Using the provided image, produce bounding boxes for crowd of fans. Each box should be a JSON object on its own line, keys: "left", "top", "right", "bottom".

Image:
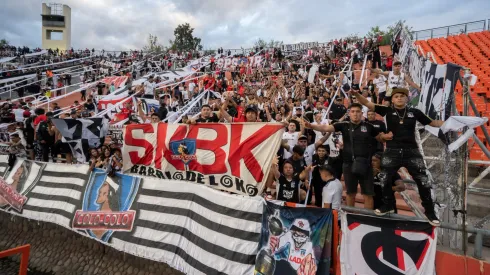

{"left": 0, "top": 35, "right": 443, "bottom": 225}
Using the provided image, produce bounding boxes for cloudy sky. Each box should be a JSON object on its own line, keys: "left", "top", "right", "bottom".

{"left": 1, "top": 0, "right": 489, "bottom": 50}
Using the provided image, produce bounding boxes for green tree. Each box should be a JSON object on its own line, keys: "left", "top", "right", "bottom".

{"left": 268, "top": 39, "right": 283, "bottom": 48}
{"left": 0, "top": 39, "right": 9, "bottom": 48}
{"left": 254, "top": 38, "right": 268, "bottom": 49}
{"left": 367, "top": 26, "right": 384, "bottom": 39}
{"left": 366, "top": 21, "right": 413, "bottom": 46}
{"left": 169, "top": 23, "right": 202, "bottom": 51}
{"left": 142, "top": 34, "right": 165, "bottom": 53}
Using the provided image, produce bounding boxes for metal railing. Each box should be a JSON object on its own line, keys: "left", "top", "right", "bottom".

{"left": 412, "top": 19, "right": 490, "bottom": 41}
{"left": 0, "top": 244, "right": 30, "bottom": 275}
{"left": 342, "top": 206, "right": 490, "bottom": 259}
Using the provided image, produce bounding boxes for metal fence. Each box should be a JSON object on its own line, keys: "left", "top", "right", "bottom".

{"left": 412, "top": 19, "right": 490, "bottom": 41}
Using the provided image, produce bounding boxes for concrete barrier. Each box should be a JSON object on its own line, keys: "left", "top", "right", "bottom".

{"left": 0, "top": 211, "right": 182, "bottom": 275}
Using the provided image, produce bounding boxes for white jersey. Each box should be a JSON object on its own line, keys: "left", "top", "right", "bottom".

{"left": 373, "top": 75, "right": 387, "bottom": 93}
{"left": 387, "top": 71, "right": 407, "bottom": 89}
{"left": 327, "top": 132, "right": 342, "bottom": 158}
{"left": 277, "top": 231, "right": 315, "bottom": 271}
{"left": 282, "top": 132, "right": 299, "bottom": 159}
{"left": 144, "top": 81, "right": 156, "bottom": 96}
{"left": 322, "top": 178, "right": 343, "bottom": 210}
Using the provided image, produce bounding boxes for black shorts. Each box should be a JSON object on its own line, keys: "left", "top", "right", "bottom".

{"left": 60, "top": 142, "right": 71, "bottom": 154}
{"left": 378, "top": 92, "right": 386, "bottom": 103}
{"left": 342, "top": 162, "right": 374, "bottom": 196}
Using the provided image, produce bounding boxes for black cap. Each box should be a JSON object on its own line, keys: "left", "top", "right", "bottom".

{"left": 129, "top": 116, "right": 140, "bottom": 123}
{"left": 245, "top": 104, "right": 258, "bottom": 113}
{"left": 298, "top": 135, "right": 307, "bottom": 141}
{"left": 81, "top": 111, "right": 90, "bottom": 117}
{"left": 70, "top": 110, "right": 77, "bottom": 115}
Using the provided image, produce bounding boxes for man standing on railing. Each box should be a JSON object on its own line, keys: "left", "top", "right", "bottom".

{"left": 352, "top": 88, "right": 443, "bottom": 226}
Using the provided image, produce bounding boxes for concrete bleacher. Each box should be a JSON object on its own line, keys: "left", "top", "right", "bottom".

{"left": 416, "top": 31, "right": 490, "bottom": 162}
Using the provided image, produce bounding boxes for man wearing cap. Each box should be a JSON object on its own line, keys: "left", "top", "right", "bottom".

{"left": 220, "top": 96, "right": 259, "bottom": 122}
{"left": 371, "top": 61, "right": 420, "bottom": 100}
{"left": 352, "top": 87, "right": 444, "bottom": 226}
{"left": 328, "top": 96, "right": 347, "bottom": 121}
{"left": 296, "top": 132, "right": 330, "bottom": 166}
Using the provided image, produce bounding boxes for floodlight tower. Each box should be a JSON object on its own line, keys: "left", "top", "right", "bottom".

{"left": 41, "top": 3, "right": 71, "bottom": 50}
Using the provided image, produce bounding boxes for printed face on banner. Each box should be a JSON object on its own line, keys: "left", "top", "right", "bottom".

{"left": 170, "top": 138, "right": 197, "bottom": 165}
{"left": 123, "top": 123, "right": 284, "bottom": 196}
{"left": 0, "top": 160, "right": 45, "bottom": 212}
{"left": 255, "top": 202, "right": 332, "bottom": 275}
{"left": 72, "top": 169, "right": 140, "bottom": 242}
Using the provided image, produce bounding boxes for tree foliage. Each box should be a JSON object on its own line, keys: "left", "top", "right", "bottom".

{"left": 254, "top": 38, "right": 267, "bottom": 49}
{"left": 367, "top": 26, "right": 384, "bottom": 39}
{"left": 0, "top": 39, "right": 9, "bottom": 48}
{"left": 142, "top": 34, "right": 165, "bottom": 53}
{"left": 254, "top": 38, "right": 283, "bottom": 49}
{"left": 366, "top": 20, "right": 413, "bottom": 46}
{"left": 169, "top": 23, "right": 202, "bottom": 52}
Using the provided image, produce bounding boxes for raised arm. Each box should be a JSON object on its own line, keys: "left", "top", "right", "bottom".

{"left": 405, "top": 74, "right": 421, "bottom": 91}
{"left": 220, "top": 98, "right": 233, "bottom": 122}
{"left": 314, "top": 132, "right": 331, "bottom": 149}
{"left": 304, "top": 121, "right": 336, "bottom": 133}
{"left": 371, "top": 68, "right": 389, "bottom": 77}
{"left": 351, "top": 90, "right": 375, "bottom": 111}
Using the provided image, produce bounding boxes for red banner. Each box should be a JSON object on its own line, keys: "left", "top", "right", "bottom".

{"left": 123, "top": 123, "right": 285, "bottom": 196}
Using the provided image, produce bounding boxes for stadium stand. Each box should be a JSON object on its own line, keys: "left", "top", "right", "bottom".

{"left": 416, "top": 31, "right": 490, "bottom": 161}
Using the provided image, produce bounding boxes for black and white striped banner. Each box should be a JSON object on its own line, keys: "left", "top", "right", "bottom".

{"left": 113, "top": 178, "right": 263, "bottom": 275}
{"left": 0, "top": 157, "right": 263, "bottom": 275}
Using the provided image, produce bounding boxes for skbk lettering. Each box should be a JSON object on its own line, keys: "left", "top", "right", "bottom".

{"left": 124, "top": 123, "right": 283, "bottom": 182}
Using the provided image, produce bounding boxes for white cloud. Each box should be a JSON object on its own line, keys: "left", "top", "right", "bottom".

{"left": 0, "top": 0, "right": 489, "bottom": 50}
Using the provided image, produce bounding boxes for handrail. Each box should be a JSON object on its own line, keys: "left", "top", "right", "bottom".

{"left": 0, "top": 244, "right": 30, "bottom": 275}
{"left": 412, "top": 19, "right": 487, "bottom": 34}
{"left": 412, "top": 19, "right": 488, "bottom": 40}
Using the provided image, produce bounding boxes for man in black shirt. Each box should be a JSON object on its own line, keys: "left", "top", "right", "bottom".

{"left": 157, "top": 98, "right": 168, "bottom": 121}
{"left": 328, "top": 96, "right": 347, "bottom": 121}
{"left": 353, "top": 87, "right": 444, "bottom": 226}
{"left": 84, "top": 98, "right": 97, "bottom": 112}
{"left": 306, "top": 103, "right": 381, "bottom": 209}
{"left": 190, "top": 104, "right": 219, "bottom": 123}
{"left": 367, "top": 110, "right": 386, "bottom": 155}
{"left": 269, "top": 159, "right": 310, "bottom": 203}
{"left": 311, "top": 145, "right": 329, "bottom": 207}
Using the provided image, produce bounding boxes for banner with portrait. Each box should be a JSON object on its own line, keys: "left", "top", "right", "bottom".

{"left": 255, "top": 202, "right": 333, "bottom": 275}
